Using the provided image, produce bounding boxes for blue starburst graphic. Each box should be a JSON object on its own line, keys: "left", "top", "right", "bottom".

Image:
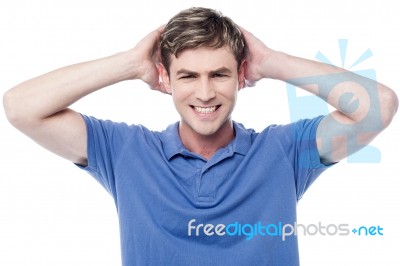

{"left": 315, "top": 39, "right": 373, "bottom": 70}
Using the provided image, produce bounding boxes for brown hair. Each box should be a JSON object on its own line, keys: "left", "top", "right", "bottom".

{"left": 160, "top": 7, "right": 245, "bottom": 73}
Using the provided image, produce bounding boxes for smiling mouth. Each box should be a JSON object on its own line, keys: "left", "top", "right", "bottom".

{"left": 191, "top": 105, "right": 221, "bottom": 114}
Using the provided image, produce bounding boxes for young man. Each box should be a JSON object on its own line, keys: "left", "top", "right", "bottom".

{"left": 3, "top": 7, "right": 398, "bottom": 266}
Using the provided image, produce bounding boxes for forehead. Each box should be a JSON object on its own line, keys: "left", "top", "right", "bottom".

{"left": 169, "top": 46, "right": 238, "bottom": 74}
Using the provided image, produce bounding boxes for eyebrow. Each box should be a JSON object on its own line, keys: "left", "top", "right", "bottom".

{"left": 176, "top": 67, "right": 233, "bottom": 76}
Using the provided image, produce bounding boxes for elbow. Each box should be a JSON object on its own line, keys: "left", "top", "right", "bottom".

{"left": 3, "top": 89, "right": 19, "bottom": 126}
{"left": 3, "top": 89, "right": 30, "bottom": 129}
{"left": 379, "top": 86, "right": 398, "bottom": 129}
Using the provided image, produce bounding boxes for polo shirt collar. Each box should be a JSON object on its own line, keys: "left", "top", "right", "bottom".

{"left": 161, "top": 121, "right": 252, "bottom": 160}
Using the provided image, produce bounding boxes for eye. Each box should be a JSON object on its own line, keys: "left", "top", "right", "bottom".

{"left": 180, "top": 75, "right": 195, "bottom": 79}
{"left": 212, "top": 73, "right": 227, "bottom": 78}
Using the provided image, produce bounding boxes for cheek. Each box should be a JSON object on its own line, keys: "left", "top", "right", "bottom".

{"left": 171, "top": 86, "right": 192, "bottom": 104}
{"left": 218, "top": 82, "right": 239, "bottom": 99}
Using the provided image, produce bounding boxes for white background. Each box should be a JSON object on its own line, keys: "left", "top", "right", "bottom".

{"left": 1, "top": 0, "right": 399, "bottom": 265}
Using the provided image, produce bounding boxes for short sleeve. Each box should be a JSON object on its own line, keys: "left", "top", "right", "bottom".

{"left": 75, "top": 115, "right": 134, "bottom": 196}
{"left": 276, "top": 116, "right": 333, "bottom": 200}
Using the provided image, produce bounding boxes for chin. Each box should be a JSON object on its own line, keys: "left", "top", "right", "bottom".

{"left": 181, "top": 120, "right": 219, "bottom": 136}
{"left": 193, "top": 126, "right": 220, "bottom": 136}
{"left": 194, "top": 119, "right": 232, "bottom": 136}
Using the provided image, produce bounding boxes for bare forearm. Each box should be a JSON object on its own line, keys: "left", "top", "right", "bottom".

{"left": 265, "top": 51, "right": 398, "bottom": 125}
{"left": 3, "top": 50, "right": 134, "bottom": 125}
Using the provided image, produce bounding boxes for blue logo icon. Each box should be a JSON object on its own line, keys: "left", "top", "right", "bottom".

{"left": 286, "top": 39, "right": 381, "bottom": 163}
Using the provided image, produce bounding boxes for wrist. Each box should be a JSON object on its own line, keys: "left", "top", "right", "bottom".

{"left": 113, "top": 49, "right": 140, "bottom": 81}
{"left": 261, "top": 50, "right": 288, "bottom": 80}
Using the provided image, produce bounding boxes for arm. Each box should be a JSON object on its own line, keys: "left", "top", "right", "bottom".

{"left": 241, "top": 27, "right": 398, "bottom": 164}
{"left": 3, "top": 26, "right": 166, "bottom": 166}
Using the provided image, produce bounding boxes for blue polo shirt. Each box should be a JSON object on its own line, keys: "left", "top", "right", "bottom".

{"left": 78, "top": 115, "right": 329, "bottom": 266}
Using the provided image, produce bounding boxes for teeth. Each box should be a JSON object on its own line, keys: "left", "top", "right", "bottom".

{"left": 194, "top": 106, "right": 217, "bottom": 114}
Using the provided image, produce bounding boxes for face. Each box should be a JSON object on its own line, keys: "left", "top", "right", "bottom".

{"left": 160, "top": 46, "right": 245, "bottom": 138}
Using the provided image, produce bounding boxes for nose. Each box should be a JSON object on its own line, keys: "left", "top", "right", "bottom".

{"left": 195, "top": 78, "right": 216, "bottom": 102}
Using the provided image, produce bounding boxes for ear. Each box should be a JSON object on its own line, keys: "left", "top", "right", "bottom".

{"left": 238, "top": 60, "right": 247, "bottom": 90}
{"left": 158, "top": 63, "right": 172, "bottom": 94}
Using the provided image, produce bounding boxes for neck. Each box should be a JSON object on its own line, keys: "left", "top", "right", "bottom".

{"left": 179, "top": 121, "right": 235, "bottom": 160}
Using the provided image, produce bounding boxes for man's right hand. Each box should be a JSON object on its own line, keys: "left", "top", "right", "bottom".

{"left": 129, "top": 25, "right": 168, "bottom": 93}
